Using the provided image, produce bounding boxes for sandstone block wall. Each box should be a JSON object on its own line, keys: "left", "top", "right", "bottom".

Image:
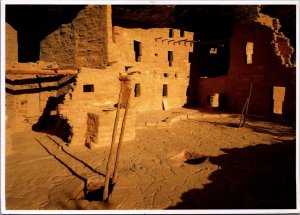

{"left": 197, "top": 14, "right": 296, "bottom": 117}
{"left": 5, "top": 74, "right": 58, "bottom": 131}
{"left": 6, "top": 23, "right": 18, "bottom": 67}
{"left": 5, "top": 62, "right": 77, "bottom": 132}
{"left": 40, "top": 5, "right": 109, "bottom": 69}
{"left": 58, "top": 67, "right": 136, "bottom": 147}
{"left": 109, "top": 26, "right": 194, "bottom": 112}
{"left": 7, "top": 5, "right": 195, "bottom": 149}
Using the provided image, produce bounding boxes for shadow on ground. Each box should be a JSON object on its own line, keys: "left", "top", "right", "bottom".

{"left": 32, "top": 96, "right": 73, "bottom": 143}
{"left": 167, "top": 139, "right": 296, "bottom": 209}
{"left": 190, "top": 118, "right": 295, "bottom": 137}
{"left": 34, "top": 138, "right": 115, "bottom": 208}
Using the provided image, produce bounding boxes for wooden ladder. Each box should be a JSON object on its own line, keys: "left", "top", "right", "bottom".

{"left": 103, "top": 80, "right": 132, "bottom": 202}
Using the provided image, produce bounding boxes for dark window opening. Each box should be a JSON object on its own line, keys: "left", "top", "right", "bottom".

{"left": 169, "top": 29, "right": 174, "bottom": 38}
{"left": 155, "top": 53, "right": 158, "bottom": 57}
{"left": 168, "top": 51, "right": 173, "bottom": 61}
{"left": 83, "top": 84, "right": 94, "bottom": 92}
{"left": 199, "top": 41, "right": 231, "bottom": 78}
{"left": 134, "top": 83, "right": 141, "bottom": 97}
{"left": 175, "top": 74, "right": 177, "bottom": 78}
{"left": 180, "top": 29, "right": 185, "bottom": 37}
{"left": 168, "top": 51, "right": 173, "bottom": 67}
{"left": 163, "top": 84, "right": 168, "bottom": 97}
{"left": 164, "top": 73, "right": 169, "bottom": 78}
{"left": 134, "top": 40, "right": 141, "bottom": 62}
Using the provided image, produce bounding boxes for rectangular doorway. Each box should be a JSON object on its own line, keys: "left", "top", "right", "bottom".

{"left": 273, "top": 86, "right": 286, "bottom": 114}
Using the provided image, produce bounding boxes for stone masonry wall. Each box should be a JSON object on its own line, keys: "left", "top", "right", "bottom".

{"left": 109, "top": 26, "right": 194, "bottom": 112}
{"left": 5, "top": 74, "right": 58, "bottom": 132}
{"left": 40, "top": 5, "right": 109, "bottom": 69}
{"left": 5, "top": 62, "right": 77, "bottom": 132}
{"left": 13, "top": 5, "right": 194, "bottom": 148}
{"left": 198, "top": 13, "right": 296, "bottom": 117}
{"left": 6, "top": 23, "right": 18, "bottom": 66}
{"left": 58, "top": 67, "right": 136, "bottom": 147}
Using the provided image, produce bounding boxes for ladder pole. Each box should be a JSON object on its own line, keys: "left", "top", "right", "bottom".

{"left": 239, "top": 83, "right": 253, "bottom": 128}
{"left": 103, "top": 84, "right": 123, "bottom": 201}
{"left": 112, "top": 88, "right": 132, "bottom": 184}
{"left": 245, "top": 83, "right": 253, "bottom": 116}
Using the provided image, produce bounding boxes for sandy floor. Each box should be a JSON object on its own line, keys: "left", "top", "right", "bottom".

{"left": 5, "top": 109, "right": 296, "bottom": 210}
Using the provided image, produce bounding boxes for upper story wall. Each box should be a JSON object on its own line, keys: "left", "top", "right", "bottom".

{"left": 40, "top": 5, "right": 109, "bottom": 69}
{"left": 109, "top": 26, "right": 194, "bottom": 75}
{"left": 6, "top": 23, "right": 18, "bottom": 67}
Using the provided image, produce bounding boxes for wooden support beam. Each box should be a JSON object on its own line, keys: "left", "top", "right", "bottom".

{"left": 6, "top": 68, "right": 78, "bottom": 75}
{"left": 154, "top": 37, "right": 163, "bottom": 42}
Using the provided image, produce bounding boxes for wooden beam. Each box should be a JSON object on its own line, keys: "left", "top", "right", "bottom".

{"left": 6, "top": 68, "right": 78, "bottom": 75}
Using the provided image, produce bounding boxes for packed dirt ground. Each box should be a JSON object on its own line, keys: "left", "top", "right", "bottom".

{"left": 5, "top": 109, "right": 296, "bottom": 210}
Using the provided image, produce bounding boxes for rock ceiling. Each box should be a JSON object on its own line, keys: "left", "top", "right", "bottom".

{"left": 5, "top": 5, "right": 296, "bottom": 49}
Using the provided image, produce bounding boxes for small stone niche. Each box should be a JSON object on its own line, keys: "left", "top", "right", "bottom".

{"left": 134, "top": 83, "right": 141, "bottom": 97}
{"left": 168, "top": 51, "right": 173, "bottom": 67}
{"left": 163, "top": 84, "right": 168, "bottom": 97}
{"left": 83, "top": 84, "right": 94, "bottom": 92}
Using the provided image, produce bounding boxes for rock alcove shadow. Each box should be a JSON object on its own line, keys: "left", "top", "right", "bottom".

{"left": 167, "top": 139, "right": 296, "bottom": 209}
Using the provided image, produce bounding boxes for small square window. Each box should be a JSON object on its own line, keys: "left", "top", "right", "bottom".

{"left": 164, "top": 73, "right": 169, "bottom": 78}
{"left": 83, "top": 84, "right": 94, "bottom": 92}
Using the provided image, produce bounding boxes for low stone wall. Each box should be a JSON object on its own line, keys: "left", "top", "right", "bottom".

{"left": 58, "top": 67, "right": 136, "bottom": 147}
